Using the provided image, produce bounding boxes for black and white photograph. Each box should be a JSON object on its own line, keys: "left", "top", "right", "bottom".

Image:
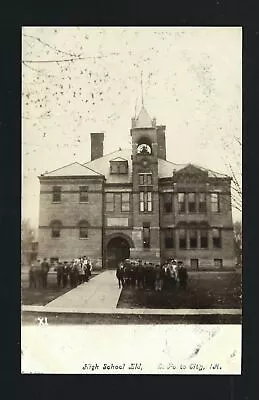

{"left": 21, "top": 26, "right": 242, "bottom": 374}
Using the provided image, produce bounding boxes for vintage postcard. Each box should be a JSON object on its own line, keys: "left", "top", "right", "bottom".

{"left": 21, "top": 26, "right": 242, "bottom": 374}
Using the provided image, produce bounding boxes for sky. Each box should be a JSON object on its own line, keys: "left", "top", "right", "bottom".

{"left": 22, "top": 27, "right": 242, "bottom": 231}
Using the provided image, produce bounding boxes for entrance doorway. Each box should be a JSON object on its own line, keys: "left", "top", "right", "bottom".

{"left": 106, "top": 237, "right": 130, "bottom": 269}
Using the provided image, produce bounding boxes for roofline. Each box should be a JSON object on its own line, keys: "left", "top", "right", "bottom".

{"left": 40, "top": 161, "right": 80, "bottom": 176}
{"left": 38, "top": 175, "right": 105, "bottom": 180}
{"left": 83, "top": 148, "right": 131, "bottom": 165}
{"left": 40, "top": 161, "right": 103, "bottom": 178}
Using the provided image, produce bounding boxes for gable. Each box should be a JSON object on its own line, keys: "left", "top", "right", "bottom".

{"left": 42, "top": 162, "right": 102, "bottom": 177}
{"left": 175, "top": 164, "right": 207, "bottom": 175}
{"left": 110, "top": 157, "right": 128, "bottom": 162}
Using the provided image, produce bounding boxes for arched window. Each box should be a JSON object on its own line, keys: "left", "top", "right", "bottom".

{"left": 137, "top": 137, "right": 152, "bottom": 155}
{"left": 50, "top": 220, "right": 62, "bottom": 238}
{"left": 78, "top": 220, "right": 89, "bottom": 239}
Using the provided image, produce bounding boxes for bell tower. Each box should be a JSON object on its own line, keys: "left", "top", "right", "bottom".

{"left": 130, "top": 105, "right": 161, "bottom": 262}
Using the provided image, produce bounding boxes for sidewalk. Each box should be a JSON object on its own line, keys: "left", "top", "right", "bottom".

{"left": 45, "top": 270, "right": 121, "bottom": 309}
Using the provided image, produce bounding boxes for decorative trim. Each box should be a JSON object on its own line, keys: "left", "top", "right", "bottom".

{"left": 105, "top": 232, "right": 135, "bottom": 248}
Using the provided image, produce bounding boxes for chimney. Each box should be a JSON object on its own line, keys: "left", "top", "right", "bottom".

{"left": 90, "top": 132, "right": 104, "bottom": 161}
{"left": 156, "top": 125, "right": 166, "bottom": 160}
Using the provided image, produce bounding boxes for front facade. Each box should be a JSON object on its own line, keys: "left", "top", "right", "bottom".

{"left": 38, "top": 106, "right": 235, "bottom": 269}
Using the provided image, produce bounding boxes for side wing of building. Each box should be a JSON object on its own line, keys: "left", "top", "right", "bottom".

{"left": 38, "top": 165, "right": 105, "bottom": 266}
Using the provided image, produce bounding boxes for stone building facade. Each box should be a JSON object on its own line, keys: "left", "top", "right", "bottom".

{"left": 38, "top": 106, "right": 235, "bottom": 269}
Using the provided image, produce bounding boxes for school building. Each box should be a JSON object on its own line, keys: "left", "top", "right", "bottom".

{"left": 38, "top": 105, "right": 235, "bottom": 269}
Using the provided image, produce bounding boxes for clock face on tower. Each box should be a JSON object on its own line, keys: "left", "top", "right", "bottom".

{"left": 137, "top": 143, "right": 152, "bottom": 155}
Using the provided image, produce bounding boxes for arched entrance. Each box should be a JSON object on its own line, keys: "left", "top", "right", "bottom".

{"left": 106, "top": 237, "right": 130, "bottom": 269}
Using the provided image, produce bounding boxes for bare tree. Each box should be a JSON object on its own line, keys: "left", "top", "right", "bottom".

{"left": 233, "top": 220, "right": 242, "bottom": 266}
{"left": 21, "top": 219, "right": 37, "bottom": 266}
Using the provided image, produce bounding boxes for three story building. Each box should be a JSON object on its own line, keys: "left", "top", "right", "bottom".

{"left": 38, "top": 106, "right": 235, "bottom": 269}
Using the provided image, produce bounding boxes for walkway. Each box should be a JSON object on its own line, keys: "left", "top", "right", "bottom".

{"left": 45, "top": 270, "right": 121, "bottom": 309}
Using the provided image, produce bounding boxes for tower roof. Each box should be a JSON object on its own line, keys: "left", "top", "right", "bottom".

{"left": 135, "top": 106, "right": 153, "bottom": 128}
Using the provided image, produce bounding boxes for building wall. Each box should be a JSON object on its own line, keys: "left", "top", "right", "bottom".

{"left": 38, "top": 227, "right": 102, "bottom": 262}
{"left": 38, "top": 177, "right": 103, "bottom": 265}
{"left": 158, "top": 176, "right": 235, "bottom": 268}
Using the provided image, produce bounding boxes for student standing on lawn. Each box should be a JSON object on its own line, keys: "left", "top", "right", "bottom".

{"left": 155, "top": 264, "right": 163, "bottom": 292}
{"left": 56, "top": 262, "right": 64, "bottom": 288}
{"left": 163, "top": 262, "right": 171, "bottom": 291}
{"left": 29, "top": 264, "right": 36, "bottom": 289}
{"left": 62, "top": 262, "right": 69, "bottom": 288}
{"left": 136, "top": 260, "right": 145, "bottom": 289}
{"left": 178, "top": 261, "right": 188, "bottom": 289}
{"left": 85, "top": 257, "right": 92, "bottom": 282}
{"left": 41, "top": 258, "right": 50, "bottom": 289}
{"left": 116, "top": 261, "right": 125, "bottom": 289}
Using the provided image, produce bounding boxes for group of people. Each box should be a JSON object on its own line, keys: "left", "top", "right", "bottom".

{"left": 116, "top": 258, "right": 188, "bottom": 291}
{"left": 28, "top": 258, "right": 50, "bottom": 289}
{"left": 28, "top": 256, "right": 93, "bottom": 289}
{"left": 55, "top": 257, "right": 93, "bottom": 289}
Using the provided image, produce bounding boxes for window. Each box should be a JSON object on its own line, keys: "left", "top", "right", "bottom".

{"left": 121, "top": 193, "right": 130, "bottom": 212}
{"left": 52, "top": 186, "right": 61, "bottom": 202}
{"left": 110, "top": 161, "right": 128, "bottom": 174}
{"left": 78, "top": 220, "right": 89, "bottom": 239}
{"left": 139, "top": 191, "right": 152, "bottom": 212}
{"left": 79, "top": 186, "right": 88, "bottom": 202}
{"left": 164, "top": 229, "right": 174, "bottom": 248}
{"left": 50, "top": 220, "right": 62, "bottom": 238}
{"left": 179, "top": 229, "right": 187, "bottom": 249}
{"left": 190, "top": 259, "right": 199, "bottom": 270}
{"left": 139, "top": 174, "right": 144, "bottom": 185}
{"left": 212, "top": 228, "right": 221, "bottom": 248}
{"left": 147, "top": 192, "right": 152, "bottom": 211}
{"left": 106, "top": 193, "right": 114, "bottom": 212}
{"left": 110, "top": 162, "right": 119, "bottom": 174}
{"left": 200, "top": 229, "right": 208, "bottom": 248}
{"left": 199, "top": 193, "right": 207, "bottom": 212}
{"left": 146, "top": 174, "right": 152, "bottom": 185}
{"left": 143, "top": 223, "right": 150, "bottom": 248}
{"left": 188, "top": 193, "right": 196, "bottom": 213}
{"left": 178, "top": 193, "right": 186, "bottom": 213}
{"left": 163, "top": 193, "right": 173, "bottom": 213}
{"left": 214, "top": 258, "right": 223, "bottom": 268}
{"left": 139, "top": 173, "right": 152, "bottom": 186}
{"left": 189, "top": 229, "right": 198, "bottom": 248}
{"left": 211, "top": 193, "right": 220, "bottom": 213}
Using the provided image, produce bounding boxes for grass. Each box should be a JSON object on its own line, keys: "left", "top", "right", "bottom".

{"left": 21, "top": 270, "right": 99, "bottom": 306}
{"left": 117, "top": 271, "right": 242, "bottom": 309}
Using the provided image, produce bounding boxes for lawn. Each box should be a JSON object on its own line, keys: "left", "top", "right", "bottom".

{"left": 117, "top": 271, "right": 242, "bottom": 309}
{"left": 21, "top": 269, "right": 99, "bottom": 306}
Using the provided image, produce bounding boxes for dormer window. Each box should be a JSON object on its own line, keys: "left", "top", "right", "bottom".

{"left": 110, "top": 158, "right": 128, "bottom": 174}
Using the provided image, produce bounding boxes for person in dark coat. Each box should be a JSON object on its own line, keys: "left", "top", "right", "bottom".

{"left": 130, "top": 263, "right": 137, "bottom": 288}
{"left": 163, "top": 263, "right": 171, "bottom": 291}
{"left": 116, "top": 262, "right": 124, "bottom": 288}
{"left": 62, "top": 262, "right": 69, "bottom": 288}
{"left": 29, "top": 264, "right": 36, "bottom": 289}
{"left": 69, "top": 262, "right": 78, "bottom": 288}
{"left": 84, "top": 259, "right": 92, "bottom": 282}
{"left": 178, "top": 262, "right": 188, "bottom": 289}
{"left": 136, "top": 260, "right": 145, "bottom": 289}
{"left": 56, "top": 262, "right": 64, "bottom": 288}
{"left": 41, "top": 258, "right": 50, "bottom": 289}
{"left": 124, "top": 259, "right": 131, "bottom": 287}
{"left": 155, "top": 265, "right": 163, "bottom": 292}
